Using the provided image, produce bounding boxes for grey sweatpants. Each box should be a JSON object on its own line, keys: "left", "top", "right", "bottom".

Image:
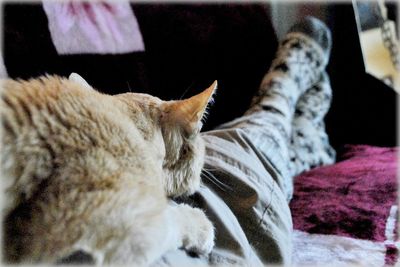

{"left": 155, "top": 124, "right": 293, "bottom": 267}
{"left": 156, "top": 113, "right": 294, "bottom": 266}
{"left": 200, "top": 127, "right": 294, "bottom": 266}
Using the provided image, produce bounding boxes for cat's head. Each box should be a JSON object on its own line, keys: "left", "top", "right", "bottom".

{"left": 70, "top": 73, "right": 216, "bottom": 198}
{"left": 158, "top": 82, "right": 216, "bottom": 197}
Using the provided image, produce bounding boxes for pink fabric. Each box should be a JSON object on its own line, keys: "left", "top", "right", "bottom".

{"left": 386, "top": 244, "right": 398, "bottom": 265}
{"left": 290, "top": 145, "right": 398, "bottom": 241}
{"left": 43, "top": 1, "right": 144, "bottom": 54}
{"left": 290, "top": 145, "right": 399, "bottom": 265}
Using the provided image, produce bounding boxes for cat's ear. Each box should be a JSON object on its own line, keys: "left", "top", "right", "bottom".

{"left": 164, "top": 81, "right": 217, "bottom": 137}
{"left": 69, "top": 73, "right": 93, "bottom": 90}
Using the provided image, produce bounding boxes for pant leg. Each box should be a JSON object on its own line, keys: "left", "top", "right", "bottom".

{"left": 195, "top": 73, "right": 302, "bottom": 264}
{"left": 195, "top": 33, "right": 330, "bottom": 264}
{"left": 199, "top": 129, "right": 294, "bottom": 265}
{"left": 156, "top": 130, "right": 291, "bottom": 266}
{"left": 214, "top": 74, "right": 299, "bottom": 200}
{"left": 188, "top": 51, "right": 310, "bottom": 266}
{"left": 210, "top": 32, "right": 329, "bottom": 200}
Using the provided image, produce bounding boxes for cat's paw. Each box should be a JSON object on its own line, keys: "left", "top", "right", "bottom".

{"left": 180, "top": 206, "right": 215, "bottom": 256}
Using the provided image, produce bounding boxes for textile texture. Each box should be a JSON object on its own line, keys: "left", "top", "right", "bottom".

{"left": 290, "top": 145, "right": 399, "bottom": 266}
{"left": 1, "top": 3, "right": 398, "bottom": 266}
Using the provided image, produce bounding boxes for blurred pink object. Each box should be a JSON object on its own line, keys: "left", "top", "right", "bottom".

{"left": 43, "top": 1, "right": 145, "bottom": 54}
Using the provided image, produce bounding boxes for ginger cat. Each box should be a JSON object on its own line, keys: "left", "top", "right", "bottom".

{"left": 1, "top": 73, "right": 216, "bottom": 265}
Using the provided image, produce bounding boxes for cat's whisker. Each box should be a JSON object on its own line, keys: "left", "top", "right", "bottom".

{"left": 202, "top": 173, "right": 227, "bottom": 192}
{"left": 126, "top": 81, "right": 133, "bottom": 92}
{"left": 204, "top": 170, "right": 233, "bottom": 191}
{"left": 203, "top": 166, "right": 219, "bottom": 172}
{"left": 201, "top": 169, "right": 233, "bottom": 192}
{"left": 179, "top": 81, "right": 196, "bottom": 100}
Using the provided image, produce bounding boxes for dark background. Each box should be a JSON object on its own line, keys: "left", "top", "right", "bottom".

{"left": 2, "top": 3, "right": 397, "bottom": 151}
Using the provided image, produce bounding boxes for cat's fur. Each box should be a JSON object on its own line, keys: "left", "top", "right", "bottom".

{"left": 1, "top": 74, "right": 216, "bottom": 265}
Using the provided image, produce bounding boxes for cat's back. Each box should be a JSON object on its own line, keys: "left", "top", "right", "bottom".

{"left": 1, "top": 76, "right": 166, "bottom": 262}
{"left": 1, "top": 75, "right": 162, "bottom": 201}
{"left": 1, "top": 75, "right": 156, "bottom": 177}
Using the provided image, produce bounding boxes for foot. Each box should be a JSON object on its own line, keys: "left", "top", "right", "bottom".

{"left": 289, "top": 72, "right": 336, "bottom": 176}
{"left": 288, "top": 16, "right": 332, "bottom": 57}
{"left": 249, "top": 17, "right": 333, "bottom": 117}
{"left": 295, "top": 72, "right": 332, "bottom": 125}
{"left": 269, "top": 16, "right": 333, "bottom": 95}
{"left": 287, "top": 18, "right": 335, "bottom": 176}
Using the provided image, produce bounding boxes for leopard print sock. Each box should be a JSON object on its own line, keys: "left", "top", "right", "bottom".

{"left": 249, "top": 32, "right": 330, "bottom": 116}
{"left": 289, "top": 72, "right": 336, "bottom": 177}
{"left": 237, "top": 31, "right": 330, "bottom": 200}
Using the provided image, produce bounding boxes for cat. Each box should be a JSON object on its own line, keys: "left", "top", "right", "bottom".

{"left": 1, "top": 73, "right": 216, "bottom": 265}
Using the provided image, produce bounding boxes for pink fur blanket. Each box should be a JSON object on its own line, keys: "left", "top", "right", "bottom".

{"left": 290, "top": 145, "right": 398, "bottom": 266}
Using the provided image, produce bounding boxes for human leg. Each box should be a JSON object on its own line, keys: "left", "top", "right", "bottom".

{"left": 169, "top": 17, "right": 335, "bottom": 266}
{"left": 215, "top": 17, "right": 331, "bottom": 200}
